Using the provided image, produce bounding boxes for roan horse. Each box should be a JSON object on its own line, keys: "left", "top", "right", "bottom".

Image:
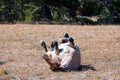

{"left": 41, "top": 33, "right": 81, "bottom": 71}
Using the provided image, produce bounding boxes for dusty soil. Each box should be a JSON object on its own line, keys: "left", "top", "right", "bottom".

{"left": 0, "top": 24, "right": 120, "bottom": 80}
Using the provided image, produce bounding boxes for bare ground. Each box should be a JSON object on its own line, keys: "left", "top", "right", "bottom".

{"left": 0, "top": 24, "right": 120, "bottom": 80}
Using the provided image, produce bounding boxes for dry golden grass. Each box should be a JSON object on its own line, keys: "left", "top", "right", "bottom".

{"left": 0, "top": 24, "right": 120, "bottom": 80}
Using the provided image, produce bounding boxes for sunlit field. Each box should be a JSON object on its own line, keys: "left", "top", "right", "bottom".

{"left": 0, "top": 24, "right": 120, "bottom": 80}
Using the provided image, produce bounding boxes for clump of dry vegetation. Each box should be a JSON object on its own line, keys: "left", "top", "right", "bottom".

{"left": 0, "top": 24, "right": 120, "bottom": 80}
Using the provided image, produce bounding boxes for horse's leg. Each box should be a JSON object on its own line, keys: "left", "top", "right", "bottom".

{"left": 40, "top": 41, "right": 48, "bottom": 52}
{"left": 51, "top": 40, "right": 60, "bottom": 55}
{"left": 64, "top": 32, "right": 69, "bottom": 38}
{"left": 69, "top": 37, "right": 75, "bottom": 48}
{"left": 50, "top": 41, "right": 54, "bottom": 51}
{"left": 42, "top": 55, "right": 60, "bottom": 71}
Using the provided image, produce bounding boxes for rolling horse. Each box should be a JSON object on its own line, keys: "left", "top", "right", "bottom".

{"left": 41, "top": 33, "right": 81, "bottom": 71}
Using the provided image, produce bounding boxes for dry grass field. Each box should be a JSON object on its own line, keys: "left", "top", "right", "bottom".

{"left": 0, "top": 24, "right": 120, "bottom": 80}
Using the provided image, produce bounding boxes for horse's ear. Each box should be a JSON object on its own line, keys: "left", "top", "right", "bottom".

{"left": 40, "top": 40, "right": 48, "bottom": 52}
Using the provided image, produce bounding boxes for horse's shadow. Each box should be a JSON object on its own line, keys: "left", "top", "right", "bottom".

{"left": 78, "top": 64, "right": 97, "bottom": 71}
{"left": 54, "top": 64, "right": 96, "bottom": 72}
